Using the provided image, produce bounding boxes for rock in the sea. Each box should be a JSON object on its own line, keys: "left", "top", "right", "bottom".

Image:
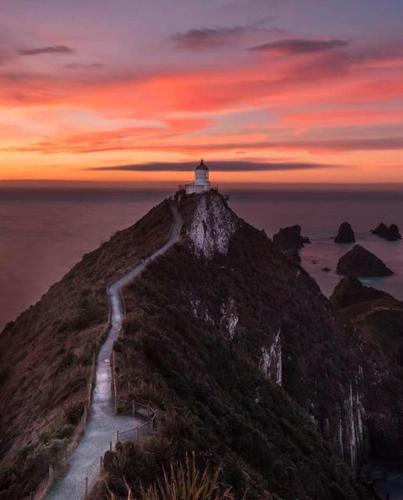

{"left": 335, "top": 222, "right": 355, "bottom": 243}
{"left": 371, "top": 222, "right": 402, "bottom": 241}
{"left": 272, "top": 225, "right": 310, "bottom": 261}
{"left": 336, "top": 244, "right": 393, "bottom": 277}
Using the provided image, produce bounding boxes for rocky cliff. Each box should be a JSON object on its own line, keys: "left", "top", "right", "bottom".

{"left": 337, "top": 244, "right": 393, "bottom": 277}
{"left": 331, "top": 277, "right": 403, "bottom": 464}
{"left": 0, "top": 191, "right": 382, "bottom": 499}
{"left": 101, "top": 192, "right": 374, "bottom": 499}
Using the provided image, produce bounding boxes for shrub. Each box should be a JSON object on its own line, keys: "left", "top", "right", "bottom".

{"left": 54, "top": 424, "right": 75, "bottom": 440}
{"left": 63, "top": 401, "right": 85, "bottom": 425}
{"left": 39, "top": 420, "right": 74, "bottom": 444}
{"left": 109, "top": 454, "right": 235, "bottom": 500}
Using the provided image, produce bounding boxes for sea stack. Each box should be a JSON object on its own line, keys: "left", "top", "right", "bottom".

{"left": 335, "top": 222, "right": 355, "bottom": 243}
{"left": 272, "top": 225, "right": 310, "bottom": 261}
{"left": 336, "top": 244, "right": 393, "bottom": 277}
{"left": 371, "top": 223, "right": 402, "bottom": 241}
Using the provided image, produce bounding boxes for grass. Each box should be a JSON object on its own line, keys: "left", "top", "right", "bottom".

{"left": 106, "top": 195, "right": 373, "bottom": 499}
{"left": 108, "top": 454, "right": 235, "bottom": 500}
{"left": 0, "top": 199, "right": 174, "bottom": 499}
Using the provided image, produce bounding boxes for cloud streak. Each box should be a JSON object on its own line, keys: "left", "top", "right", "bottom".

{"left": 250, "top": 38, "right": 348, "bottom": 54}
{"left": 90, "top": 160, "right": 338, "bottom": 172}
{"left": 1, "top": 11, "right": 402, "bottom": 184}
{"left": 170, "top": 26, "right": 250, "bottom": 50}
{"left": 18, "top": 45, "right": 75, "bottom": 56}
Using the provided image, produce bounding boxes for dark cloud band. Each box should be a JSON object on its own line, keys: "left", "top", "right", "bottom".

{"left": 250, "top": 38, "right": 348, "bottom": 54}
{"left": 170, "top": 26, "right": 248, "bottom": 50}
{"left": 19, "top": 45, "right": 75, "bottom": 56}
{"left": 90, "top": 161, "right": 338, "bottom": 172}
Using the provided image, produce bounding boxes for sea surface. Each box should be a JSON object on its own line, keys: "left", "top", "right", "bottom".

{"left": 0, "top": 186, "right": 402, "bottom": 331}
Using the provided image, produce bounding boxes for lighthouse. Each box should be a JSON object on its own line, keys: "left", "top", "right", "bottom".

{"left": 185, "top": 160, "right": 211, "bottom": 194}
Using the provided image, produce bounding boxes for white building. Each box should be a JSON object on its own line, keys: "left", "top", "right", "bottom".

{"left": 184, "top": 160, "right": 211, "bottom": 194}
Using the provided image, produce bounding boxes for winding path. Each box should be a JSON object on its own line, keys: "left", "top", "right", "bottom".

{"left": 47, "top": 201, "right": 182, "bottom": 500}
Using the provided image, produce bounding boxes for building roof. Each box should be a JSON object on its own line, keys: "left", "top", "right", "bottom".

{"left": 195, "top": 159, "right": 208, "bottom": 171}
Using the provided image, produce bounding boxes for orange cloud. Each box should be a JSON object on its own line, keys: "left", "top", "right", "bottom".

{"left": 1, "top": 37, "right": 403, "bottom": 183}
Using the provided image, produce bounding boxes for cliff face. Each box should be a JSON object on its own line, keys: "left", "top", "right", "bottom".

{"left": 0, "top": 200, "right": 173, "bottom": 499}
{"left": 107, "top": 192, "right": 372, "bottom": 498}
{"left": 331, "top": 277, "right": 403, "bottom": 464}
{"left": 182, "top": 193, "right": 367, "bottom": 468}
{"left": 185, "top": 193, "right": 239, "bottom": 258}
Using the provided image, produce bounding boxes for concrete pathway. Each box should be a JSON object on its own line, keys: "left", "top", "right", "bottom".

{"left": 47, "top": 201, "right": 182, "bottom": 500}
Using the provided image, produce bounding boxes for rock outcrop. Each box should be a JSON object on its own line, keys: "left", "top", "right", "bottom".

{"left": 335, "top": 222, "right": 355, "bottom": 243}
{"left": 185, "top": 193, "right": 238, "bottom": 258}
{"left": 371, "top": 222, "right": 402, "bottom": 241}
{"left": 331, "top": 277, "right": 403, "bottom": 462}
{"left": 272, "top": 224, "right": 310, "bottom": 261}
{"left": 336, "top": 244, "right": 393, "bottom": 277}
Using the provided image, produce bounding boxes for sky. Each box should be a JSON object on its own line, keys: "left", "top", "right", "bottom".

{"left": 1, "top": 0, "right": 403, "bottom": 185}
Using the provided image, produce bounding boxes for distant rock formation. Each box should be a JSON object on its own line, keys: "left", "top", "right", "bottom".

{"left": 337, "top": 244, "right": 393, "bottom": 277}
{"left": 371, "top": 222, "right": 401, "bottom": 241}
{"left": 335, "top": 222, "right": 355, "bottom": 243}
{"left": 272, "top": 225, "right": 310, "bottom": 261}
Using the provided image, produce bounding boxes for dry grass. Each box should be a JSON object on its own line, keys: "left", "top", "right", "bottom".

{"left": 108, "top": 454, "right": 234, "bottom": 500}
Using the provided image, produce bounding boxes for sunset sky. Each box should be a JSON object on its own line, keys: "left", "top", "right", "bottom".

{"left": 1, "top": 0, "right": 403, "bottom": 185}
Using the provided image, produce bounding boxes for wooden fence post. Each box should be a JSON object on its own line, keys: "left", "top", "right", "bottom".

{"left": 116, "top": 430, "right": 119, "bottom": 442}
{"left": 136, "top": 427, "right": 139, "bottom": 441}
{"left": 110, "top": 441, "right": 112, "bottom": 451}
{"left": 85, "top": 477, "right": 88, "bottom": 498}
{"left": 100, "top": 456, "right": 103, "bottom": 472}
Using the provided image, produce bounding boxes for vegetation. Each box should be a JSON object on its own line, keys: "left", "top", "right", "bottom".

{"left": 103, "top": 201, "right": 372, "bottom": 499}
{"left": 107, "top": 454, "right": 235, "bottom": 500}
{"left": 0, "top": 199, "right": 174, "bottom": 499}
{"left": 331, "top": 277, "right": 403, "bottom": 464}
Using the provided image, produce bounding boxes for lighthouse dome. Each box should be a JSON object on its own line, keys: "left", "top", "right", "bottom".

{"left": 196, "top": 159, "right": 208, "bottom": 171}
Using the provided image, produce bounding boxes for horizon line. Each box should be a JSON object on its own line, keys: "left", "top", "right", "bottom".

{"left": 1, "top": 179, "right": 403, "bottom": 190}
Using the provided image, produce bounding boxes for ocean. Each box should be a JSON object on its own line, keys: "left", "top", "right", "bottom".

{"left": 1, "top": 186, "right": 402, "bottom": 331}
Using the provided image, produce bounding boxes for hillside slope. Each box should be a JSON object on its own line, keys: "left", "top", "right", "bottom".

{"left": 101, "top": 191, "right": 372, "bottom": 499}
{"left": 331, "top": 277, "right": 403, "bottom": 464}
{"left": 0, "top": 200, "right": 173, "bottom": 499}
{"left": 0, "top": 191, "right": 383, "bottom": 499}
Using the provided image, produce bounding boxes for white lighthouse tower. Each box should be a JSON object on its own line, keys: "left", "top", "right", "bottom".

{"left": 185, "top": 160, "right": 211, "bottom": 194}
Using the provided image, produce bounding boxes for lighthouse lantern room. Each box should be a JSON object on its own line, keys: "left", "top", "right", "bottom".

{"left": 185, "top": 160, "right": 211, "bottom": 194}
